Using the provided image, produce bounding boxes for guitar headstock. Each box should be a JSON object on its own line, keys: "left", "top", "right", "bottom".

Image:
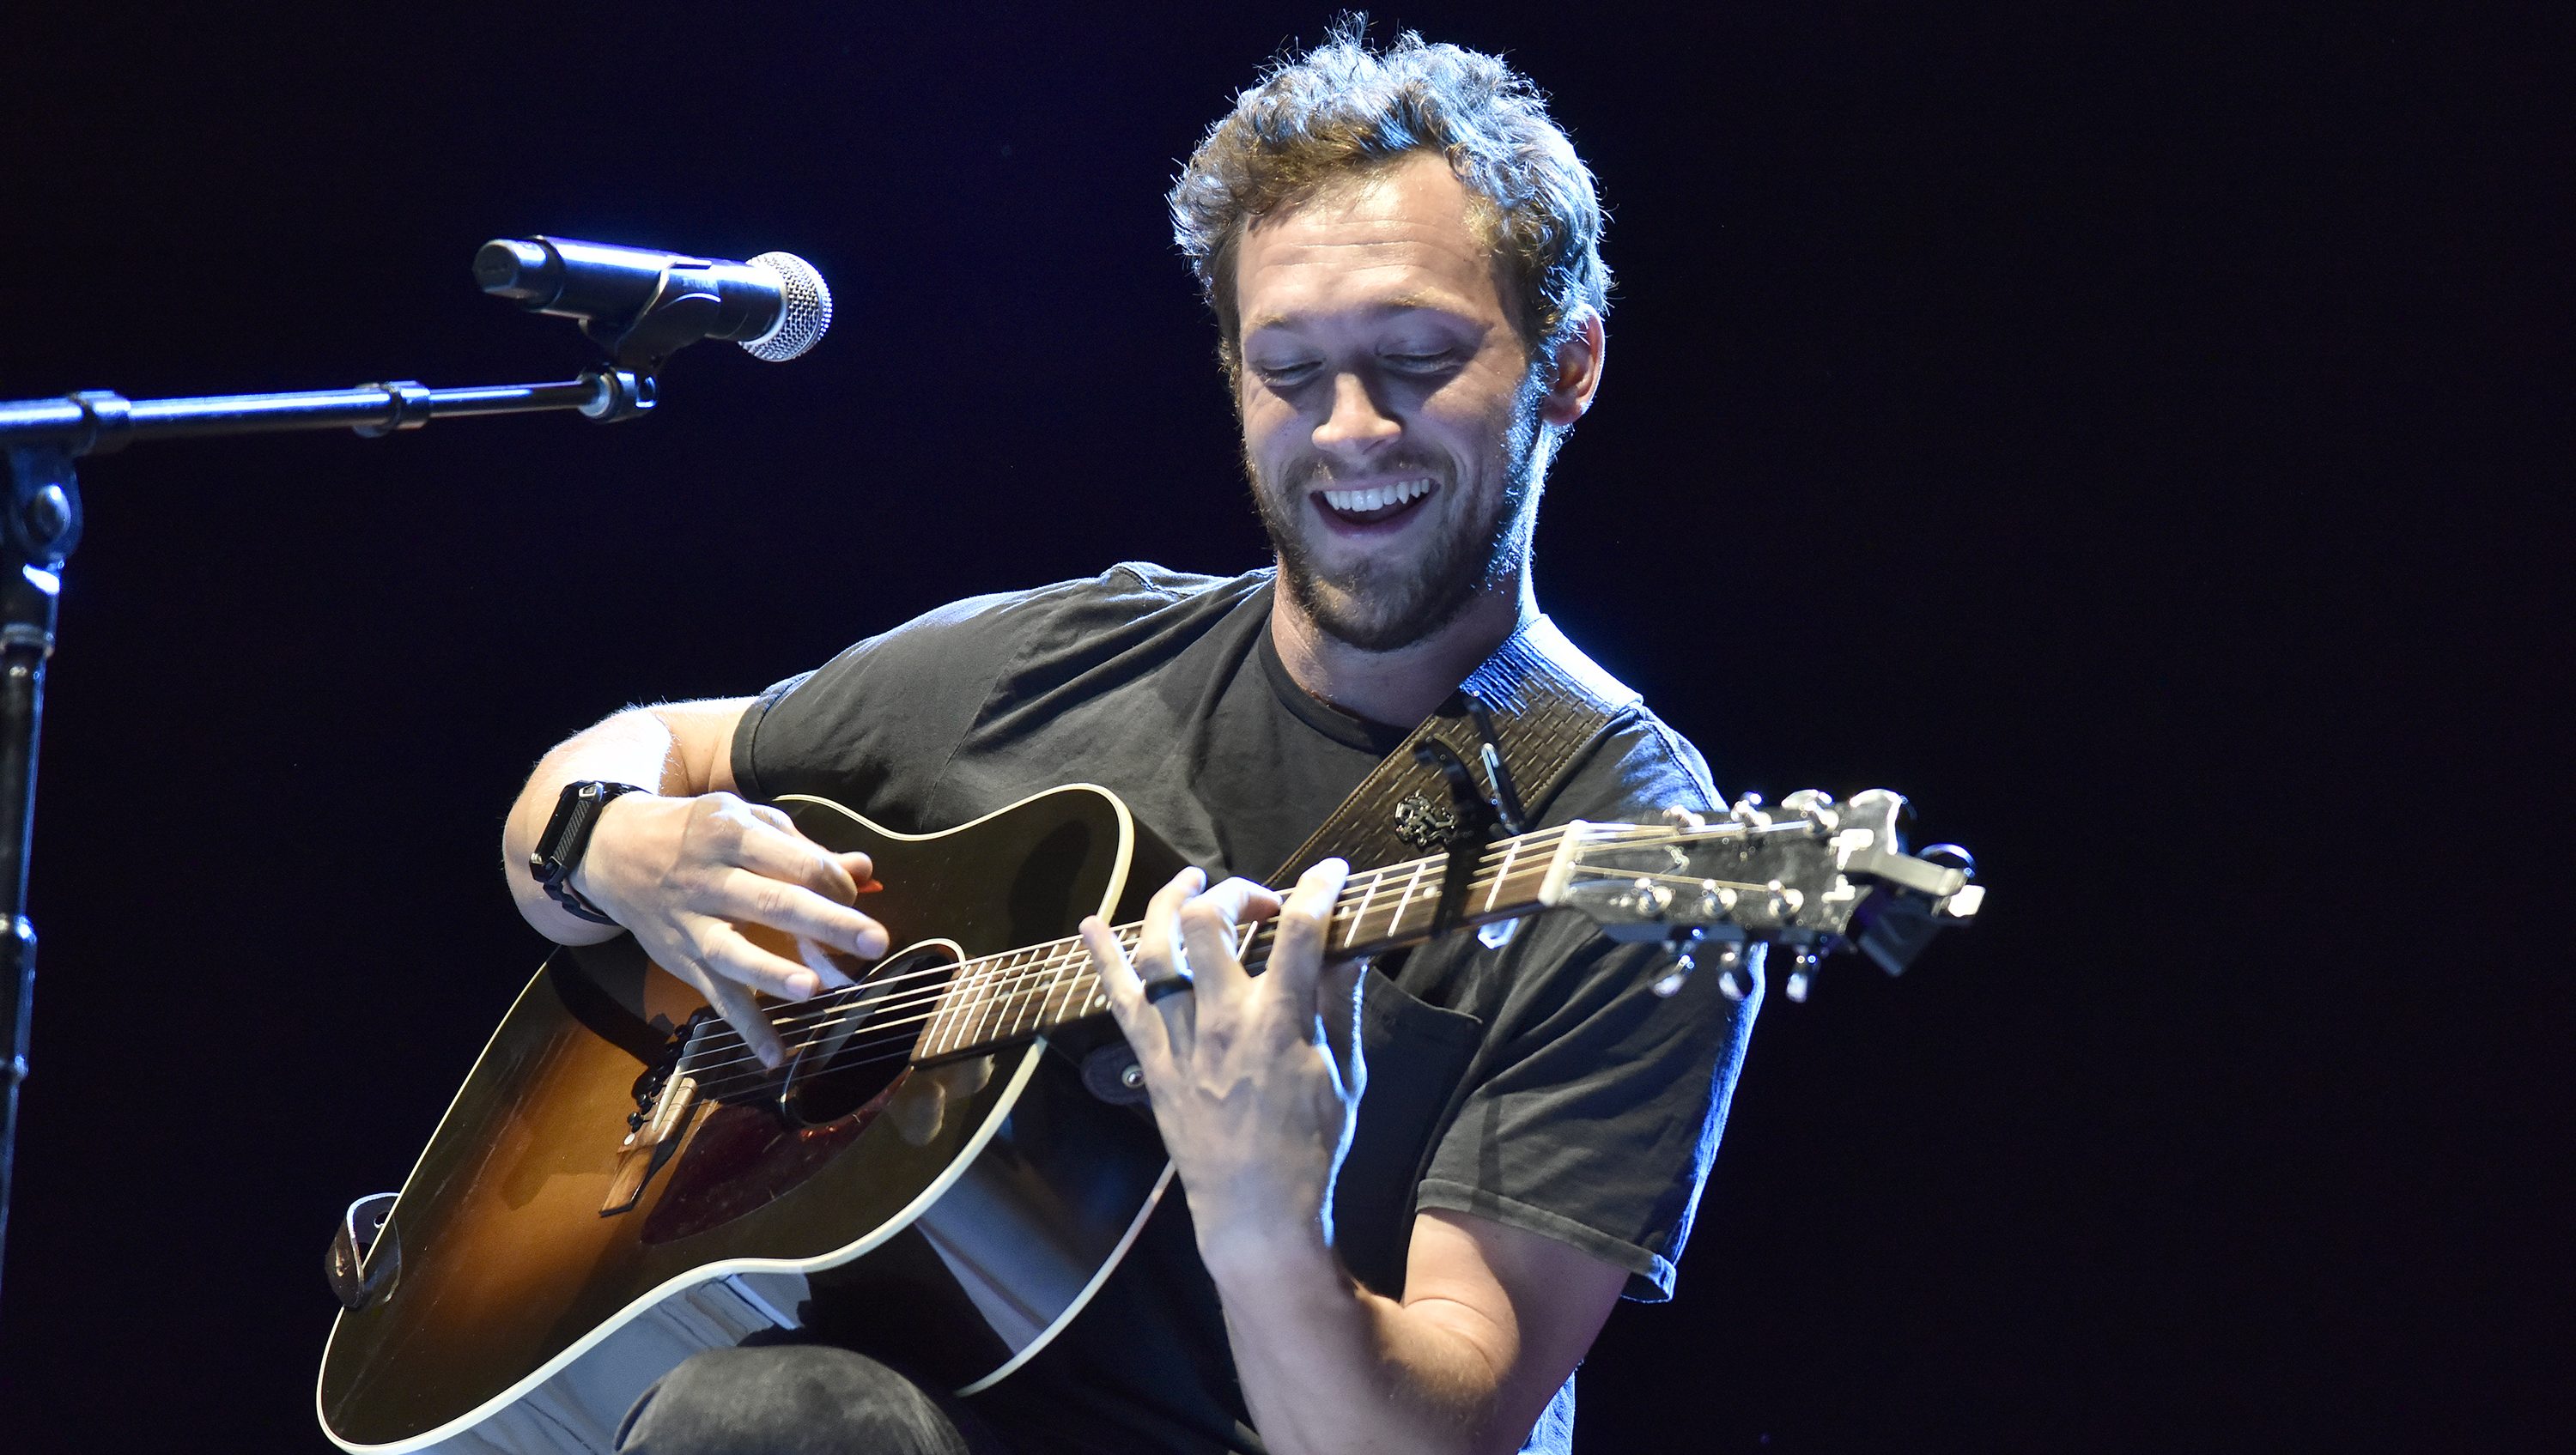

{"left": 1539, "top": 789, "right": 1984, "bottom": 1002}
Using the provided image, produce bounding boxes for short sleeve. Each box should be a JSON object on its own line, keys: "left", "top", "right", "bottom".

{"left": 727, "top": 564, "right": 1209, "bottom": 825}
{"left": 1409, "top": 718, "right": 1753, "bottom": 1302}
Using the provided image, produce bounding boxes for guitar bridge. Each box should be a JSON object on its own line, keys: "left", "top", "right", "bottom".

{"left": 601, "top": 1013, "right": 713, "bottom": 1216}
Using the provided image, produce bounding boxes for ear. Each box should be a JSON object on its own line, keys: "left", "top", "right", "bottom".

{"left": 1536, "top": 312, "right": 1606, "bottom": 427}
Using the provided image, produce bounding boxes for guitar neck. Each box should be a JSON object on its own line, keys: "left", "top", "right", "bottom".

{"left": 913, "top": 827, "right": 1571, "bottom": 1062}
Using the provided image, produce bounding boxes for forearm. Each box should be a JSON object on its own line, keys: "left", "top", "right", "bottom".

{"left": 1209, "top": 1235, "right": 1515, "bottom": 1455}
{"left": 501, "top": 701, "right": 742, "bottom": 943}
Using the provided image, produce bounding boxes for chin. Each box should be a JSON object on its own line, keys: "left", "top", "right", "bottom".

{"left": 1289, "top": 560, "right": 1485, "bottom": 653}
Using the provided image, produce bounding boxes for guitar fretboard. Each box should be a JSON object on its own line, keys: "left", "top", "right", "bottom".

{"left": 913, "top": 828, "right": 1570, "bottom": 1061}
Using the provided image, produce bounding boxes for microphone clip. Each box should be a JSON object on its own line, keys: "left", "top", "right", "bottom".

{"left": 583, "top": 274, "right": 724, "bottom": 377}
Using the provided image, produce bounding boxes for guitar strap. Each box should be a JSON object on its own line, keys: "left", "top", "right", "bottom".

{"left": 1261, "top": 613, "right": 1639, "bottom": 889}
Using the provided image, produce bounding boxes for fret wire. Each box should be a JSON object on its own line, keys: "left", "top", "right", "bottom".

{"left": 1038, "top": 944, "right": 1071, "bottom": 1027}
{"left": 1341, "top": 865, "right": 1385, "bottom": 949}
{"left": 1011, "top": 944, "right": 1053, "bottom": 1036}
{"left": 1061, "top": 937, "right": 1097, "bottom": 1016}
{"left": 942, "top": 951, "right": 988, "bottom": 1057}
{"left": 986, "top": 949, "right": 1020, "bottom": 1043}
{"left": 927, "top": 828, "right": 1583, "bottom": 1055}
{"left": 1020, "top": 945, "right": 1056, "bottom": 1036}
{"left": 943, "top": 951, "right": 993, "bottom": 1058}
{"left": 1014, "top": 949, "right": 1054, "bottom": 1029}
{"left": 919, "top": 967, "right": 950, "bottom": 1058}
{"left": 968, "top": 949, "right": 1009, "bottom": 1046}
{"left": 1393, "top": 858, "right": 1431, "bottom": 943}
{"left": 997, "top": 946, "right": 1034, "bottom": 1040}
{"left": 1005, "top": 944, "right": 1048, "bottom": 1038}
{"left": 1346, "top": 877, "right": 1382, "bottom": 953}
{"left": 1484, "top": 835, "right": 1520, "bottom": 912}
{"left": 967, "top": 949, "right": 1006, "bottom": 1048}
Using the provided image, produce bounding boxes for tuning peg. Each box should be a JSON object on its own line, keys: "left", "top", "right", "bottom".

{"left": 1650, "top": 954, "right": 1693, "bottom": 998}
{"left": 1711, "top": 941, "right": 1751, "bottom": 1001}
{"left": 1777, "top": 790, "right": 1838, "bottom": 833}
{"left": 1783, "top": 946, "right": 1822, "bottom": 1003}
{"left": 1657, "top": 938, "right": 1759, "bottom": 1002}
{"left": 1662, "top": 805, "right": 1707, "bottom": 832}
{"left": 1730, "top": 792, "right": 1771, "bottom": 828}
{"left": 1650, "top": 927, "right": 1706, "bottom": 997}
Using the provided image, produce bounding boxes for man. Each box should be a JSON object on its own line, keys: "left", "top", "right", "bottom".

{"left": 503, "top": 27, "right": 1755, "bottom": 1455}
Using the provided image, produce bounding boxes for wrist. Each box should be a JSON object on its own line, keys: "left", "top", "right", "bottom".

{"left": 1197, "top": 1215, "right": 1341, "bottom": 1299}
{"left": 567, "top": 789, "right": 677, "bottom": 895}
{"left": 530, "top": 779, "right": 653, "bottom": 925}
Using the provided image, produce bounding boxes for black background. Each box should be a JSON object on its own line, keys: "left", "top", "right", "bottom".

{"left": 0, "top": 3, "right": 2558, "bottom": 1451}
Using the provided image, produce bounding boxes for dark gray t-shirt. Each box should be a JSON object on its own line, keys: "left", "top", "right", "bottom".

{"left": 731, "top": 563, "right": 1759, "bottom": 1455}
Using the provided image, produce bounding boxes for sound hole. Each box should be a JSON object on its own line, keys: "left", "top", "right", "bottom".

{"left": 776, "top": 944, "right": 958, "bottom": 1128}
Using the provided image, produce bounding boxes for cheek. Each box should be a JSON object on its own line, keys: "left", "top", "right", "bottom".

{"left": 1241, "top": 393, "right": 1304, "bottom": 458}
{"left": 1426, "top": 356, "right": 1528, "bottom": 430}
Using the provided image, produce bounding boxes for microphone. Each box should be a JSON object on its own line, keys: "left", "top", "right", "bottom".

{"left": 472, "top": 236, "right": 833, "bottom": 367}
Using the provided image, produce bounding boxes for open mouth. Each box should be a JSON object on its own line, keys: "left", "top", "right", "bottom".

{"left": 1316, "top": 476, "right": 1435, "bottom": 528}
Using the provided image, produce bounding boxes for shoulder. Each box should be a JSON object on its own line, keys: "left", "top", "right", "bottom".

{"left": 804, "top": 562, "right": 1264, "bottom": 672}
{"left": 731, "top": 562, "right": 1269, "bottom": 805}
{"left": 1549, "top": 705, "right": 1721, "bottom": 827}
{"left": 884, "top": 561, "right": 1250, "bottom": 634}
{"left": 1511, "top": 617, "right": 1719, "bottom": 825}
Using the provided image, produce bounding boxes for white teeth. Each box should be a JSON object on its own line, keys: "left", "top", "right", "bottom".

{"left": 1321, "top": 477, "right": 1433, "bottom": 513}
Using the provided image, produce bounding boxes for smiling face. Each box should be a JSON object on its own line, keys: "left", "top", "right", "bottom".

{"left": 1232, "top": 152, "right": 1565, "bottom": 653}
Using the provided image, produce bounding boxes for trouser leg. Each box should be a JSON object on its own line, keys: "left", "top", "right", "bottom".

{"left": 617, "top": 1343, "right": 1002, "bottom": 1455}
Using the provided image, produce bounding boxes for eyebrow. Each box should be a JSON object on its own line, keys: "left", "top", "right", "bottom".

{"left": 1243, "top": 293, "right": 1470, "bottom": 336}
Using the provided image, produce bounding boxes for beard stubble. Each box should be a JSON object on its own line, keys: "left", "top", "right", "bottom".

{"left": 1245, "top": 378, "right": 1548, "bottom": 653}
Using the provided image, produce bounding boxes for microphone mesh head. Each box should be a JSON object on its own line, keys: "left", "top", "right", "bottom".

{"left": 742, "top": 251, "right": 833, "bottom": 361}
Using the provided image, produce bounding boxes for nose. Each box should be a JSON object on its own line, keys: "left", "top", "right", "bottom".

{"left": 1310, "top": 371, "right": 1400, "bottom": 457}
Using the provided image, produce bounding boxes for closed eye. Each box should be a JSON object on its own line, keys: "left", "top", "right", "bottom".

{"left": 1253, "top": 361, "right": 1322, "bottom": 388}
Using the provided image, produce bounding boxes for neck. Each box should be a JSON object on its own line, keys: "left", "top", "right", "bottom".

{"left": 913, "top": 820, "right": 1577, "bottom": 1063}
{"left": 1267, "top": 570, "right": 1538, "bottom": 728}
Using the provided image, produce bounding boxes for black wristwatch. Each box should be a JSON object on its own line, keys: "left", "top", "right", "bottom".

{"left": 528, "top": 780, "right": 648, "bottom": 925}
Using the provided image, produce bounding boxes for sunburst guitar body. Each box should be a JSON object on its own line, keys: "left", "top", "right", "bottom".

{"left": 316, "top": 785, "right": 1182, "bottom": 1454}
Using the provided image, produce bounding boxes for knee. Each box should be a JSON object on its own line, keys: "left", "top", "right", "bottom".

{"left": 618, "top": 1344, "right": 965, "bottom": 1455}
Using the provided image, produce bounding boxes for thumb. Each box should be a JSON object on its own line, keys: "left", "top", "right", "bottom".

{"left": 1319, "top": 957, "right": 1367, "bottom": 1100}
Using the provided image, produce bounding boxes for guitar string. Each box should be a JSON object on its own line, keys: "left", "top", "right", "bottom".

{"left": 675, "top": 818, "right": 1696, "bottom": 1043}
{"left": 683, "top": 828, "right": 1586, "bottom": 1058}
{"left": 674, "top": 850, "right": 1556, "bottom": 1094}
{"left": 668, "top": 818, "right": 1764, "bottom": 1094}
{"left": 675, "top": 849, "right": 1478, "bottom": 1054}
{"left": 670, "top": 833, "right": 1593, "bottom": 1095}
{"left": 672, "top": 825, "right": 1766, "bottom": 1102}
{"left": 672, "top": 816, "right": 1754, "bottom": 1085}
{"left": 664, "top": 819, "right": 1785, "bottom": 1099}
{"left": 687, "top": 819, "right": 1618, "bottom": 1057}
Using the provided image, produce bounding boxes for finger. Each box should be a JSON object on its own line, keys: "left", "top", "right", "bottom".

{"left": 795, "top": 936, "right": 859, "bottom": 991}
{"left": 1176, "top": 876, "right": 1279, "bottom": 996}
{"left": 839, "top": 851, "right": 883, "bottom": 892}
{"left": 1318, "top": 957, "right": 1367, "bottom": 1100}
{"left": 731, "top": 818, "right": 865, "bottom": 906}
{"left": 1131, "top": 868, "right": 1204, "bottom": 995}
{"left": 748, "top": 803, "right": 796, "bottom": 834}
{"left": 1082, "top": 913, "right": 1172, "bottom": 1068}
{"left": 699, "top": 920, "right": 829, "bottom": 1002}
{"left": 690, "top": 966, "right": 787, "bottom": 1070}
{"left": 1265, "top": 858, "right": 1349, "bottom": 1009}
{"left": 714, "top": 866, "right": 890, "bottom": 958}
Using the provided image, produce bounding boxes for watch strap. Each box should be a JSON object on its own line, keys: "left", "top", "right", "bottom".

{"left": 529, "top": 779, "right": 648, "bottom": 925}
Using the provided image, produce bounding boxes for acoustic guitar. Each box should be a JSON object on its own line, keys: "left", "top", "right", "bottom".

{"left": 314, "top": 783, "right": 1980, "bottom": 1453}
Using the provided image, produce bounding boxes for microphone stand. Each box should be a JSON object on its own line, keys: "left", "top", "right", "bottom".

{"left": 0, "top": 361, "right": 659, "bottom": 1314}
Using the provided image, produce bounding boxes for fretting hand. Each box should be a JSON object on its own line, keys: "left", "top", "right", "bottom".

{"left": 1082, "top": 860, "right": 1367, "bottom": 1271}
